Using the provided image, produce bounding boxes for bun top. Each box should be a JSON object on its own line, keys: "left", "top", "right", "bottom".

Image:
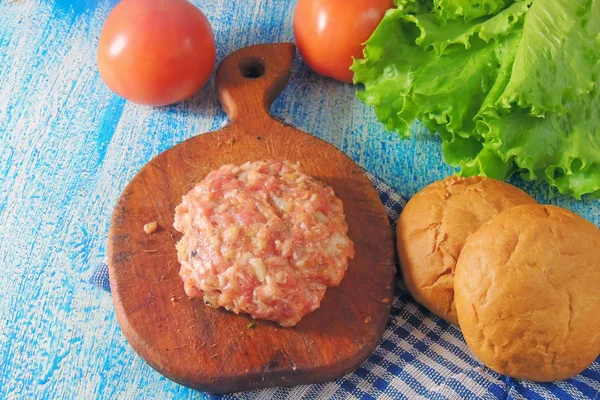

{"left": 396, "top": 176, "right": 536, "bottom": 324}
{"left": 454, "top": 204, "right": 600, "bottom": 382}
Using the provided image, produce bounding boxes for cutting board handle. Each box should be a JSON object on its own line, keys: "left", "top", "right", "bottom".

{"left": 215, "top": 43, "right": 296, "bottom": 123}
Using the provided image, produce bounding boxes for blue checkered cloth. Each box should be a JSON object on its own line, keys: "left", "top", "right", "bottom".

{"left": 90, "top": 171, "right": 600, "bottom": 400}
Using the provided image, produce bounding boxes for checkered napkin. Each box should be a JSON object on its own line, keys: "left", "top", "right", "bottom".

{"left": 90, "top": 171, "right": 600, "bottom": 400}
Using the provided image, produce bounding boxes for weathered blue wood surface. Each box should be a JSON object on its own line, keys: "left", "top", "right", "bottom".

{"left": 0, "top": 0, "right": 598, "bottom": 398}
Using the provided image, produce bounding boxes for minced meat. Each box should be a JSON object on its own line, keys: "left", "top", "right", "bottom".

{"left": 173, "top": 160, "right": 354, "bottom": 327}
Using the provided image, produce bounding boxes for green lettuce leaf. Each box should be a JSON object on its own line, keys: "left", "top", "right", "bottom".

{"left": 352, "top": 1, "right": 530, "bottom": 137}
{"left": 394, "top": 0, "right": 433, "bottom": 13}
{"left": 494, "top": 0, "right": 600, "bottom": 116}
{"left": 352, "top": 0, "right": 600, "bottom": 199}
{"left": 472, "top": 72, "right": 600, "bottom": 199}
{"left": 433, "top": 0, "right": 515, "bottom": 22}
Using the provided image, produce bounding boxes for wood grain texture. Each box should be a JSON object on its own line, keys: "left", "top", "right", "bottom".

{"left": 108, "top": 43, "right": 395, "bottom": 393}
{"left": 0, "top": 0, "right": 598, "bottom": 399}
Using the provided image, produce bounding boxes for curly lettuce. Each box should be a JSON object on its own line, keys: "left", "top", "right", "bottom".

{"left": 433, "top": 0, "right": 516, "bottom": 21}
{"left": 352, "top": 0, "right": 600, "bottom": 199}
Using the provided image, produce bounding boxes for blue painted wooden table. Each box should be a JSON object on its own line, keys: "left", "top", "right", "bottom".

{"left": 1, "top": 0, "right": 598, "bottom": 398}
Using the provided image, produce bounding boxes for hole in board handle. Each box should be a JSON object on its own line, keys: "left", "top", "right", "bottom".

{"left": 239, "top": 57, "right": 265, "bottom": 79}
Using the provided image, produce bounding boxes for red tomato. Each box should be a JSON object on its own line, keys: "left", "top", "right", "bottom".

{"left": 294, "top": 0, "right": 393, "bottom": 83}
{"left": 97, "top": 0, "right": 215, "bottom": 106}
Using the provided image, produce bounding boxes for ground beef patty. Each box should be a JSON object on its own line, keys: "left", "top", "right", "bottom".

{"left": 173, "top": 160, "right": 355, "bottom": 327}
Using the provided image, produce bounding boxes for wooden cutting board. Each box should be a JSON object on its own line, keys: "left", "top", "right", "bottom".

{"left": 107, "top": 43, "right": 395, "bottom": 393}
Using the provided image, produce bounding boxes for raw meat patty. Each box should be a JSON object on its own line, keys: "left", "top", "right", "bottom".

{"left": 173, "top": 160, "right": 355, "bottom": 327}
